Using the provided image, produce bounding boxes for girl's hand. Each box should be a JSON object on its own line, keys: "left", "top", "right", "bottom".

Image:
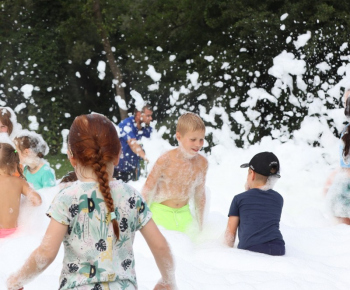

{"left": 6, "top": 273, "right": 23, "bottom": 290}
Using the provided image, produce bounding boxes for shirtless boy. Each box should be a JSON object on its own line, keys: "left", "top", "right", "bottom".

{"left": 0, "top": 142, "right": 42, "bottom": 238}
{"left": 142, "top": 112, "right": 208, "bottom": 232}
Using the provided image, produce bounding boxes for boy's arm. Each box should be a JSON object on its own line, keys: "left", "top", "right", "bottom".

{"left": 7, "top": 219, "right": 67, "bottom": 290}
{"left": 21, "top": 180, "right": 42, "bottom": 206}
{"left": 140, "top": 219, "right": 177, "bottom": 289}
{"left": 225, "top": 216, "right": 239, "bottom": 247}
{"left": 142, "top": 156, "right": 165, "bottom": 203}
{"left": 194, "top": 159, "right": 208, "bottom": 230}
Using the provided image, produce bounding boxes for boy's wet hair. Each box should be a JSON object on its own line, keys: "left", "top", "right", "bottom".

{"left": 0, "top": 108, "right": 14, "bottom": 135}
{"left": 176, "top": 112, "right": 205, "bottom": 135}
{"left": 15, "top": 133, "right": 48, "bottom": 158}
{"left": 69, "top": 114, "right": 121, "bottom": 239}
{"left": 0, "top": 143, "right": 25, "bottom": 178}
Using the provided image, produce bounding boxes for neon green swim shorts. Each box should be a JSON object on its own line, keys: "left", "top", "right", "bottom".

{"left": 150, "top": 203, "right": 193, "bottom": 232}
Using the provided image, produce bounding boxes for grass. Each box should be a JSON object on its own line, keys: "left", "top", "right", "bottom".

{"left": 45, "top": 154, "right": 73, "bottom": 179}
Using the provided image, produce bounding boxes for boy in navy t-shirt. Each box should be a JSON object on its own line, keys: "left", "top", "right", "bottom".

{"left": 225, "top": 152, "right": 285, "bottom": 256}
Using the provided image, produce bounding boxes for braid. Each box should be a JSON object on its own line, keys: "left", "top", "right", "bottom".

{"left": 68, "top": 114, "right": 122, "bottom": 241}
{"left": 17, "top": 163, "right": 26, "bottom": 180}
{"left": 93, "top": 154, "right": 120, "bottom": 240}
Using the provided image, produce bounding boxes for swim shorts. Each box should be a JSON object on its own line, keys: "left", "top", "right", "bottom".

{"left": 150, "top": 203, "right": 193, "bottom": 232}
{"left": 0, "top": 227, "right": 17, "bottom": 238}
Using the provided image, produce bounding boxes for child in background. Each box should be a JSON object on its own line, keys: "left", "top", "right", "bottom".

{"left": 0, "top": 107, "right": 21, "bottom": 140}
{"left": 14, "top": 130, "right": 56, "bottom": 190}
{"left": 225, "top": 152, "right": 285, "bottom": 256}
{"left": 142, "top": 112, "right": 208, "bottom": 233}
{"left": 324, "top": 88, "right": 350, "bottom": 224}
{"left": 59, "top": 171, "right": 77, "bottom": 184}
{"left": 7, "top": 114, "right": 176, "bottom": 290}
{"left": 0, "top": 139, "right": 42, "bottom": 239}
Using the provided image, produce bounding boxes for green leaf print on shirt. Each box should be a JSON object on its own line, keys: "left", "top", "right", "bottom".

{"left": 136, "top": 198, "right": 146, "bottom": 214}
{"left": 79, "top": 260, "right": 106, "bottom": 280}
{"left": 73, "top": 222, "right": 83, "bottom": 239}
{"left": 117, "top": 234, "right": 130, "bottom": 249}
{"left": 79, "top": 190, "right": 105, "bottom": 219}
{"left": 118, "top": 280, "right": 131, "bottom": 290}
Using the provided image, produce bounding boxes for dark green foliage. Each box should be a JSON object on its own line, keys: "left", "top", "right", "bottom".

{"left": 0, "top": 0, "right": 349, "bottom": 155}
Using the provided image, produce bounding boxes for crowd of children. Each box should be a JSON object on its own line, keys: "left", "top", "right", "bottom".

{"left": 3, "top": 86, "right": 350, "bottom": 289}
{"left": 0, "top": 108, "right": 55, "bottom": 242}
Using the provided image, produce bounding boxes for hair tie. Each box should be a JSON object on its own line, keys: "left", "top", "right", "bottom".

{"left": 14, "top": 150, "right": 17, "bottom": 153}
{"left": 110, "top": 212, "right": 117, "bottom": 221}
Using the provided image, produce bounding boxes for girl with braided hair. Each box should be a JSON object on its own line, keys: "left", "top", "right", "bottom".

{"left": 7, "top": 114, "right": 176, "bottom": 290}
{"left": 0, "top": 136, "right": 42, "bottom": 239}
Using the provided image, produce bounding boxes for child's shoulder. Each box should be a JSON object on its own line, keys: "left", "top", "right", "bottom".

{"left": 3, "top": 175, "right": 27, "bottom": 188}
{"left": 110, "top": 179, "right": 141, "bottom": 197}
{"left": 155, "top": 149, "right": 175, "bottom": 163}
{"left": 193, "top": 153, "right": 208, "bottom": 170}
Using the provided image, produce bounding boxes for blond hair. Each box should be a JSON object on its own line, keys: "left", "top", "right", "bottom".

{"left": 176, "top": 112, "right": 205, "bottom": 135}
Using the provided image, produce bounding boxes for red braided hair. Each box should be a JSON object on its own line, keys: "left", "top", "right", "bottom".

{"left": 69, "top": 114, "right": 121, "bottom": 239}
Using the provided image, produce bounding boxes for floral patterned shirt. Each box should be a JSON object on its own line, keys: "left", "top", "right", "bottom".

{"left": 47, "top": 180, "right": 152, "bottom": 290}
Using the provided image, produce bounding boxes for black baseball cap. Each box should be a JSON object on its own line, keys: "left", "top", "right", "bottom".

{"left": 240, "top": 152, "right": 281, "bottom": 178}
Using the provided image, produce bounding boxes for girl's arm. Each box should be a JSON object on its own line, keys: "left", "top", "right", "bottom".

{"left": 7, "top": 219, "right": 67, "bottom": 290}
{"left": 140, "top": 219, "right": 177, "bottom": 290}
{"left": 21, "top": 180, "right": 42, "bottom": 206}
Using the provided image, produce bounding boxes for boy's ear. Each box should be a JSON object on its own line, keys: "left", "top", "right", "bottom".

{"left": 250, "top": 170, "right": 256, "bottom": 181}
{"left": 175, "top": 131, "right": 181, "bottom": 141}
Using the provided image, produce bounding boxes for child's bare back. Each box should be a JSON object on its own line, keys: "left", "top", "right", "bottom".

{"left": 0, "top": 175, "right": 41, "bottom": 229}
{"left": 143, "top": 148, "right": 207, "bottom": 207}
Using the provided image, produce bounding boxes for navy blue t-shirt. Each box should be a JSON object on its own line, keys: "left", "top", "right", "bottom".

{"left": 228, "top": 188, "right": 284, "bottom": 249}
{"left": 116, "top": 116, "right": 152, "bottom": 172}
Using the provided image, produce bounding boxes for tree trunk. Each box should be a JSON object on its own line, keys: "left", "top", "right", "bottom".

{"left": 92, "top": 0, "right": 128, "bottom": 120}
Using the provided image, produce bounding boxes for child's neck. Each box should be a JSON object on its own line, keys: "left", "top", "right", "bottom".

{"left": 177, "top": 146, "right": 196, "bottom": 160}
{"left": 75, "top": 162, "right": 114, "bottom": 182}
{"left": 0, "top": 168, "right": 11, "bottom": 177}
{"left": 26, "top": 157, "right": 44, "bottom": 174}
